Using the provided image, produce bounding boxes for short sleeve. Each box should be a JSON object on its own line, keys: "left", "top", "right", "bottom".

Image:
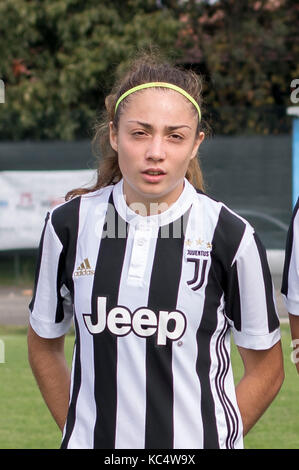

{"left": 281, "top": 199, "right": 299, "bottom": 315}
{"left": 29, "top": 212, "right": 74, "bottom": 338}
{"left": 225, "top": 230, "right": 280, "bottom": 350}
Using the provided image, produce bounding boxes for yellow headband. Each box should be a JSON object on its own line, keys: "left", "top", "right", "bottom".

{"left": 114, "top": 82, "right": 201, "bottom": 122}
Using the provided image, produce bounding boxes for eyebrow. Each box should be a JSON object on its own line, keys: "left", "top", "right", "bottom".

{"left": 127, "top": 120, "right": 192, "bottom": 131}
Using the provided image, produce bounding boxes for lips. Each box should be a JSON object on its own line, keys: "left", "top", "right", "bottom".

{"left": 141, "top": 168, "right": 166, "bottom": 183}
{"left": 142, "top": 168, "right": 166, "bottom": 176}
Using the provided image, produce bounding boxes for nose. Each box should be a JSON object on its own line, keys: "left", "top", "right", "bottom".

{"left": 145, "top": 135, "right": 166, "bottom": 161}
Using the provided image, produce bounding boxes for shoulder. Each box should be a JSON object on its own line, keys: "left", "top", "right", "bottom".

{"left": 195, "top": 189, "right": 253, "bottom": 236}
{"left": 194, "top": 190, "right": 255, "bottom": 266}
{"left": 281, "top": 198, "right": 299, "bottom": 255}
{"left": 49, "top": 185, "right": 114, "bottom": 244}
{"left": 291, "top": 198, "right": 299, "bottom": 229}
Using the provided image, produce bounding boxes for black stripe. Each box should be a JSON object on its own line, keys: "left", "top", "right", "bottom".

{"left": 220, "top": 336, "right": 239, "bottom": 449}
{"left": 254, "top": 233, "right": 280, "bottom": 332}
{"left": 29, "top": 212, "right": 50, "bottom": 312}
{"left": 217, "top": 206, "right": 246, "bottom": 329}
{"left": 215, "top": 323, "right": 239, "bottom": 449}
{"left": 92, "top": 195, "right": 128, "bottom": 449}
{"left": 192, "top": 259, "right": 208, "bottom": 291}
{"left": 214, "top": 323, "right": 231, "bottom": 447}
{"left": 51, "top": 196, "right": 81, "bottom": 304}
{"left": 145, "top": 218, "right": 186, "bottom": 449}
{"left": 55, "top": 253, "right": 66, "bottom": 323}
{"left": 196, "top": 206, "right": 246, "bottom": 449}
{"left": 61, "top": 315, "right": 81, "bottom": 449}
{"left": 282, "top": 198, "right": 299, "bottom": 296}
{"left": 226, "top": 262, "right": 242, "bottom": 330}
{"left": 187, "top": 258, "right": 199, "bottom": 285}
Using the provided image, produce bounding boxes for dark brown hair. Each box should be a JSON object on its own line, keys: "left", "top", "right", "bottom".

{"left": 66, "top": 52, "right": 208, "bottom": 200}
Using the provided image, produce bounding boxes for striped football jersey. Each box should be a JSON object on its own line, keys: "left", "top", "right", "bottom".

{"left": 29, "top": 178, "right": 280, "bottom": 449}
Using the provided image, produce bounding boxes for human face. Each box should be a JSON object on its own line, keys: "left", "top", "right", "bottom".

{"left": 109, "top": 88, "right": 204, "bottom": 214}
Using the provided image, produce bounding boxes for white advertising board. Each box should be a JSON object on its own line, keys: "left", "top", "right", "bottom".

{"left": 0, "top": 170, "right": 95, "bottom": 250}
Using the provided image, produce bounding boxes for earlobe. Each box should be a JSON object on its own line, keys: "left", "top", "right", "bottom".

{"left": 109, "top": 121, "right": 118, "bottom": 152}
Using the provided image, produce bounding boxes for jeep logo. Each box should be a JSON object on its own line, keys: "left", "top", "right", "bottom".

{"left": 83, "top": 296, "right": 186, "bottom": 346}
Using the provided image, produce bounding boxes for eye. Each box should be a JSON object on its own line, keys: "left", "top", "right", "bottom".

{"left": 169, "top": 133, "right": 183, "bottom": 141}
{"left": 132, "top": 130, "right": 147, "bottom": 137}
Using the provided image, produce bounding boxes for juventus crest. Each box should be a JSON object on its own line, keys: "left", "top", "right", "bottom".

{"left": 185, "top": 238, "right": 212, "bottom": 291}
{"left": 187, "top": 258, "right": 208, "bottom": 291}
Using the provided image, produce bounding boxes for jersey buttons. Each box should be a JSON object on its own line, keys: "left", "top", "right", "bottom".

{"left": 127, "top": 225, "right": 156, "bottom": 285}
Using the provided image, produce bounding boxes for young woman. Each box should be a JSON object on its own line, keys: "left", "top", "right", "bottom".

{"left": 28, "top": 54, "right": 284, "bottom": 449}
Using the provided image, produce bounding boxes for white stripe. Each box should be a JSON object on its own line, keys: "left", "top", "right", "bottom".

{"left": 66, "top": 189, "right": 112, "bottom": 448}
{"left": 115, "top": 223, "right": 159, "bottom": 448}
{"left": 172, "top": 291, "right": 204, "bottom": 448}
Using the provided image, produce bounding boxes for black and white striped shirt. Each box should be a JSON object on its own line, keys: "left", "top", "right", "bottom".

{"left": 282, "top": 198, "right": 299, "bottom": 315}
{"left": 29, "top": 178, "right": 280, "bottom": 449}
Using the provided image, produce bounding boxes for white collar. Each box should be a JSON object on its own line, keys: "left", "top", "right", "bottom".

{"left": 112, "top": 178, "right": 196, "bottom": 228}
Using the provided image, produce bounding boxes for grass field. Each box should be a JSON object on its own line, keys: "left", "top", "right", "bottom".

{"left": 0, "top": 323, "right": 298, "bottom": 449}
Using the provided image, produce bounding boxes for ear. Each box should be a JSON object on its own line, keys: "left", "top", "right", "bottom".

{"left": 190, "top": 131, "right": 205, "bottom": 160}
{"left": 109, "top": 121, "right": 118, "bottom": 152}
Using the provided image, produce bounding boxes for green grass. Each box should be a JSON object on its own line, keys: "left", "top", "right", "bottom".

{"left": 242, "top": 324, "right": 299, "bottom": 449}
{"left": 0, "top": 326, "right": 75, "bottom": 449}
{"left": 0, "top": 324, "right": 297, "bottom": 449}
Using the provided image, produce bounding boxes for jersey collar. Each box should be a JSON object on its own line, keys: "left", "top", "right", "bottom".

{"left": 112, "top": 178, "right": 196, "bottom": 228}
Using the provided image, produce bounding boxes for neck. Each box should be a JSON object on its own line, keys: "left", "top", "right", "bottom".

{"left": 123, "top": 181, "right": 185, "bottom": 217}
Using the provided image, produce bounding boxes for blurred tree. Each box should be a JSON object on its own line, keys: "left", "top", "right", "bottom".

{"left": 0, "top": 0, "right": 297, "bottom": 139}
{"left": 176, "top": 0, "right": 298, "bottom": 135}
{"left": 0, "top": 0, "right": 181, "bottom": 140}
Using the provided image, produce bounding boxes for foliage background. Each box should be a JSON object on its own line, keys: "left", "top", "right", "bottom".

{"left": 0, "top": 0, "right": 298, "bottom": 140}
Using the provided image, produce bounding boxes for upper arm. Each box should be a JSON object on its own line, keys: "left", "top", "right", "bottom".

{"left": 237, "top": 341, "right": 284, "bottom": 380}
{"left": 27, "top": 324, "right": 66, "bottom": 356}
{"left": 289, "top": 313, "right": 299, "bottom": 339}
{"left": 288, "top": 313, "right": 299, "bottom": 373}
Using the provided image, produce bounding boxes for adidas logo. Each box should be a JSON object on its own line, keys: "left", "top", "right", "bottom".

{"left": 74, "top": 258, "right": 95, "bottom": 277}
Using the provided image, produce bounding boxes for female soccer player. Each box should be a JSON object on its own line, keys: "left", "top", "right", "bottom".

{"left": 28, "top": 54, "right": 284, "bottom": 449}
